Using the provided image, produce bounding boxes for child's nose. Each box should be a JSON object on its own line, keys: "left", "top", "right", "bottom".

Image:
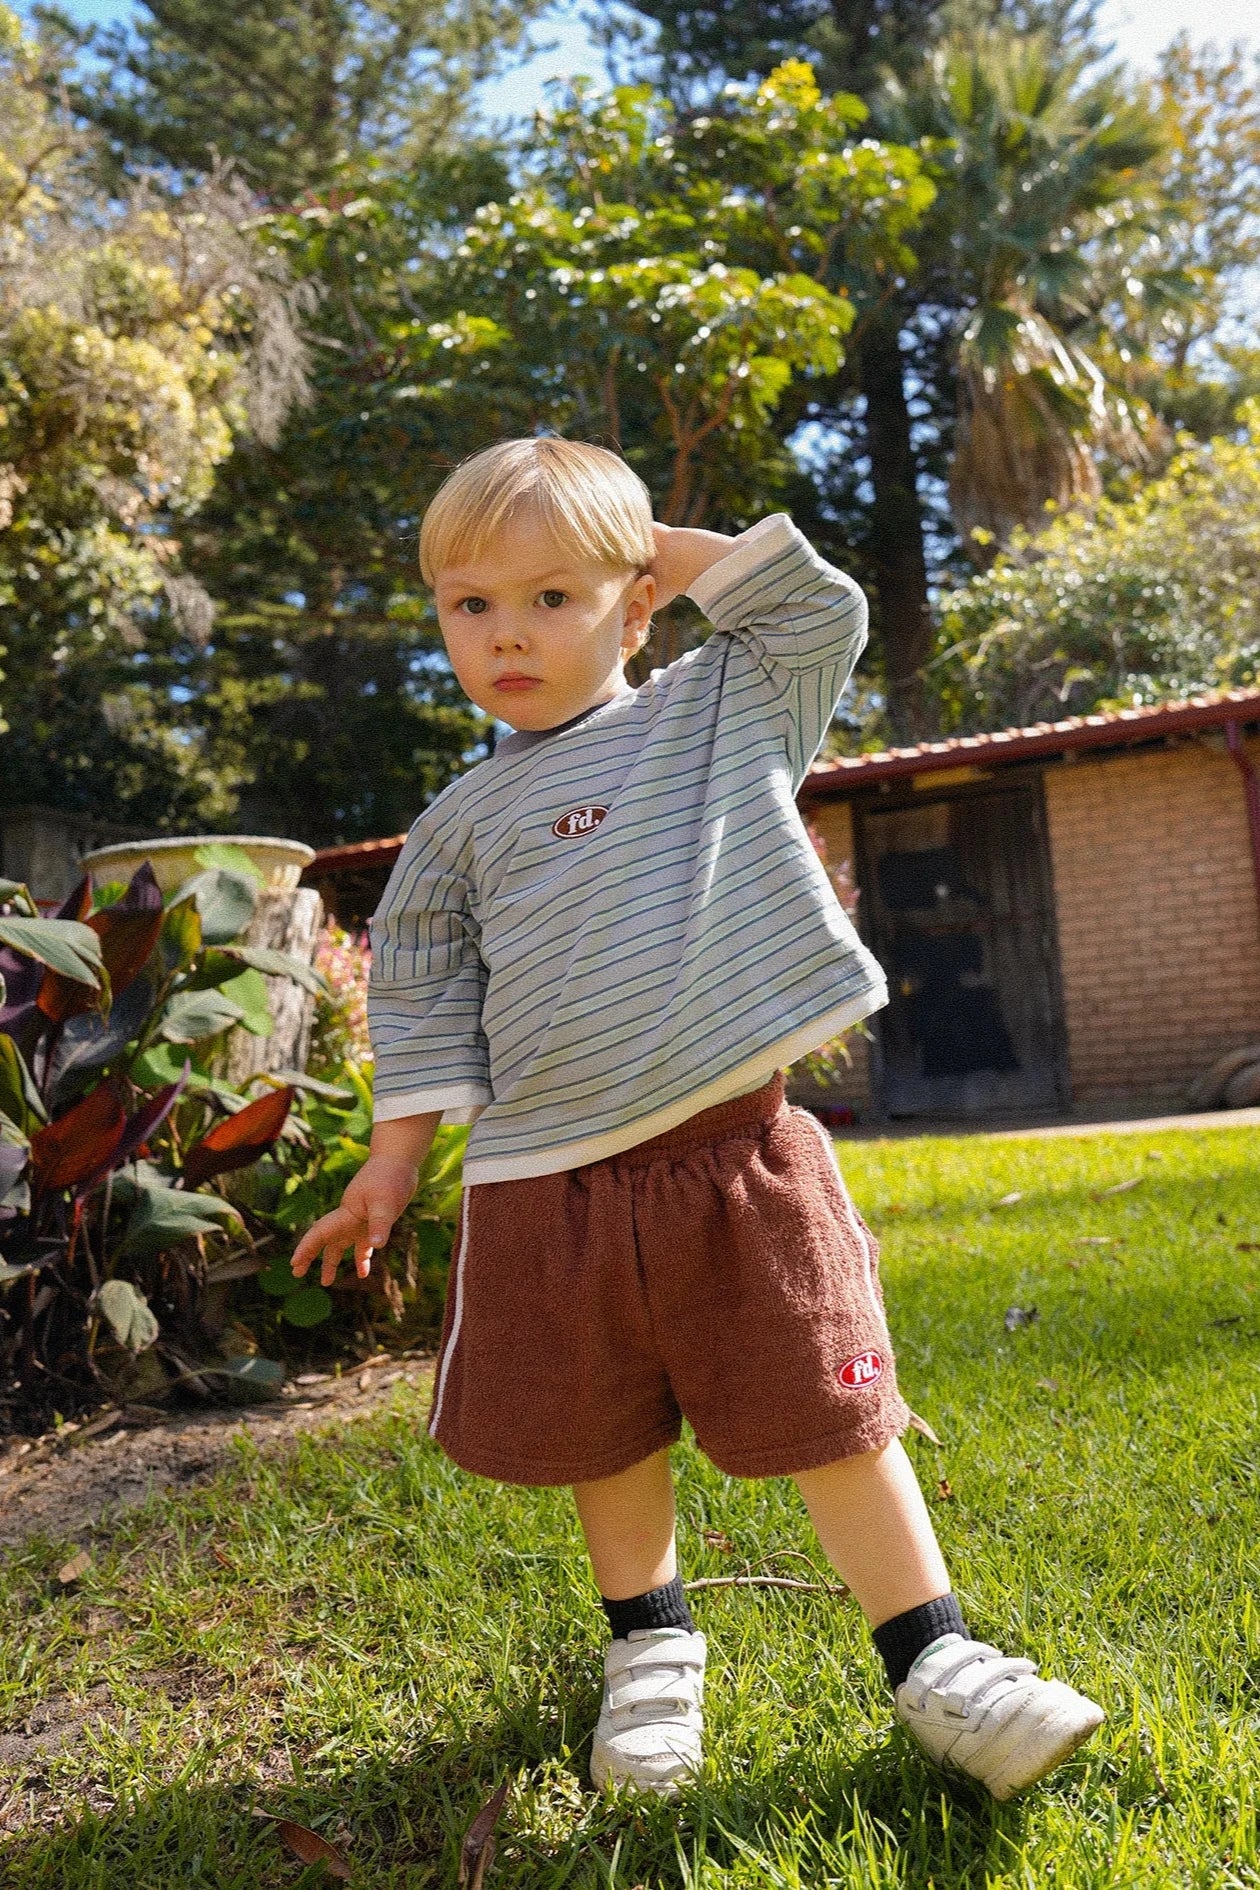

{"left": 492, "top": 621, "right": 529, "bottom": 652}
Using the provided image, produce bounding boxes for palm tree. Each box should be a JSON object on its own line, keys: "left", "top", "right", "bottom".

{"left": 879, "top": 29, "right": 1164, "bottom": 549}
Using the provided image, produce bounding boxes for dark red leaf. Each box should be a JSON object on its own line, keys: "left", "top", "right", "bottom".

{"left": 36, "top": 964, "right": 102, "bottom": 1025}
{"left": 56, "top": 878, "right": 92, "bottom": 922}
{"left": 75, "top": 1070, "right": 190, "bottom": 1200}
{"left": 276, "top": 1821, "right": 352, "bottom": 1880}
{"left": 30, "top": 1081, "right": 126, "bottom": 1192}
{"left": 181, "top": 1086, "right": 295, "bottom": 1189}
{"left": 92, "top": 904, "right": 164, "bottom": 995}
{"left": 459, "top": 1779, "right": 510, "bottom": 1887}
{"left": 116, "top": 862, "right": 164, "bottom": 913}
{"left": 0, "top": 948, "right": 41, "bottom": 1032}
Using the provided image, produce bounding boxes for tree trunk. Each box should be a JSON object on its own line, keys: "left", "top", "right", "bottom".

{"left": 859, "top": 313, "right": 937, "bottom": 742}
{"left": 224, "top": 886, "right": 324, "bottom": 1085}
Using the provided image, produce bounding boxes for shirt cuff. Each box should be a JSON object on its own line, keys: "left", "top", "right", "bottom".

{"left": 685, "top": 513, "right": 797, "bottom": 615}
{"left": 373, "top": 1081, "right": 492, "bottom": 1124}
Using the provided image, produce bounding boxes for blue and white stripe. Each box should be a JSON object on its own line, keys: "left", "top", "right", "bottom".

{"left": 368, "top": 512, "right": 888, "bottom": 1184}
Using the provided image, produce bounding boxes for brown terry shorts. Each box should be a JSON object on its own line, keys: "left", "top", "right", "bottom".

{"left": 426, "top": 1073, "right": 910, "bottom": 1486}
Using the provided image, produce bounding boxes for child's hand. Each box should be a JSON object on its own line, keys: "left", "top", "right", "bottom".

{"left": 291, "top": 1154, "right": 420, "bottom": 1287}
{"left": 649, "top": 520, "right": 736, "bottom": 610}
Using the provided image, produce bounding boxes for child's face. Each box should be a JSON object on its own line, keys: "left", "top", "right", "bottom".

{"left": 433, "top": 508, "right": 655, "bottom": 730}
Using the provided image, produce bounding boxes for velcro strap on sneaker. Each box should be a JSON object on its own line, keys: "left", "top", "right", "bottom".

{"left": 904, "top": 1640, "right": 1038, "bottom": 1714}
{"left": 607, "top": 1669, "right": 704, "bottom": 1716}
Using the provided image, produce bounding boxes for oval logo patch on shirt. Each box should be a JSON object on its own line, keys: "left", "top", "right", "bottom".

{"left": 551, "top": 804, "right": 609, "bottom": 839}
{"left": 838, "top": 1349, "right": 883, "bottom": 1389}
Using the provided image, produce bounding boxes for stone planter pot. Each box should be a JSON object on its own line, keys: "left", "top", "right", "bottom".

{"left": 78, "top": 834, "right": 314, "bottom": 896}
{"left": 79, "top": 834, "right": 324, "bottom": 1078}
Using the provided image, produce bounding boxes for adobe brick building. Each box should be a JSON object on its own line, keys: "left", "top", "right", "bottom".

{"left": 799, "top": 690, "right": 1260, "bottom": 1121}
{"left": 308, "top": 689, "right": 1260, "bottom": 1125}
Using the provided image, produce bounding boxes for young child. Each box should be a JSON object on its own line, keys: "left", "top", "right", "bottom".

{"left": 292, "top": 437, "right": 1104, "bottom": 1801}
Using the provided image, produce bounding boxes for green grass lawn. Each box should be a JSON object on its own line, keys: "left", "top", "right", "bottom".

{"left": 2, "top": 1125, "right": 1258, "bottom": 1888}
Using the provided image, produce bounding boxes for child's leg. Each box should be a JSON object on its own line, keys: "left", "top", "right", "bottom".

{"left": 573, "top": 1450, "right": 706, "bottom": 1795}
{"left": 572, "top": 1447, "right": 678, "bottom": 1599}
{"left": 795, "top": 1437, "right": 1103, "bottom": 1799}
{"left": 793, "top": 1436, "right": 951, "bottom": 1627}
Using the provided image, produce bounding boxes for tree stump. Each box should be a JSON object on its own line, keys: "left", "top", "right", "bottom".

{"left": 224, "top": 886, "right": 324, "bottom": 1085}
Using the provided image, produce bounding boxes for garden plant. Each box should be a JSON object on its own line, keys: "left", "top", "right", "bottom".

{"left": 0, "top": 847, "right": 462, "bottom": 1429}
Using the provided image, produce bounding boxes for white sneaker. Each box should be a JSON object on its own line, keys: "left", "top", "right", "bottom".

{"left": 895, "top": 1634, "right": 1105, "bottom": 1800}
{"left": 589, "top": 1627, "right": 706, "bottom": 1795}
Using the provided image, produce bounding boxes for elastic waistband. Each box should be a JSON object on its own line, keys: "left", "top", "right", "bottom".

{"left": 610, "top": 1071, "right": 786, "bottom": 1167}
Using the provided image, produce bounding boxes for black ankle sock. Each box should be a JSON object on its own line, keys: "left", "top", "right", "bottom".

{"left": 872, "top": 1593, "right": 967, "bottom": 1691}
{"left": 601, "top": 1574, "right": 695, "bottom": 1641}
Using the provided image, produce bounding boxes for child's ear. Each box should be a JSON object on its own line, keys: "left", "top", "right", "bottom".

{"left": 625, "top": 617, "right": 652, "bottom": 659}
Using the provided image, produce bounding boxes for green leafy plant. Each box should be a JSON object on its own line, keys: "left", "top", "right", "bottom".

{"left": 229, "top": 1059, "right": 467, "bottom": 1343}
{"left": 0, "top": 846, "right": 331, "bottom": 1425}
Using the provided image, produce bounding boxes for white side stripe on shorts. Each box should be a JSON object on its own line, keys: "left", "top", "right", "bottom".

{"left": 428, "top": 1187, "right": 471, "bottom": 1437}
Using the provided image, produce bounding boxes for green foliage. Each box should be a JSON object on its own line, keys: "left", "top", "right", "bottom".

{"left": 0, "top": 859, "right": 311, "bottom": 1422}
{"left": 233, "top": 1058, "right": 466, "bottom": 1339}
{"left": 933, "top": 400, "right": 1260, "bottom": 729}
{"left": 0, "top": 4, "right": 314, "bottom": 827}
{"left": 60, "top": 0, "right": 552, "bottom": 194}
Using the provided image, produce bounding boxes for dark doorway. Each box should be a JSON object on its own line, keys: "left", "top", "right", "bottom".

{"left": 856, "top": 781, "right": 1067, "bottom": 1117}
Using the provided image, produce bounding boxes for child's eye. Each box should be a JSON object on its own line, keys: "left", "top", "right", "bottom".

{"left": 458, "top": 596, "right": 488, "bottom": 615}
{"left": 539, "top": 589, "right": 568, "bottom": 608}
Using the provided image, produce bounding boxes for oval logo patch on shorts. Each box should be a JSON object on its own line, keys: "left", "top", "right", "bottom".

{"left": 838, "top": 1350, "right": 883, "bottom": 1389}
{"left": 552, "top": 804, "right": 609, "bottom": 839}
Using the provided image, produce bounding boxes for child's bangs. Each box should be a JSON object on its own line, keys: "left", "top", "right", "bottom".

{"left": 420, "top": 438, "right": 653, "bottom": 584}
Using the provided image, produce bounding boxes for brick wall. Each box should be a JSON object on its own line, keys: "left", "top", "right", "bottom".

{"left": 1044, "top": 734, "right": 1260, "bottom": 1104}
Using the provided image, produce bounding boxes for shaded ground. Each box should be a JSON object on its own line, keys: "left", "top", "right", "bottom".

{"left": 0, "top": 1350, "right": 435, "bottom": 1557}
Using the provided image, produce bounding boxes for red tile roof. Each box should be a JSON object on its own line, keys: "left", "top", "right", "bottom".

{"left": 800, "top": 688, "right": 1260, "bottom": 796}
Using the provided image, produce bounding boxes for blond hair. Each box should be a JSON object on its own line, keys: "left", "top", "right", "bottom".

{"left": 419, "top": 437, "right": 654, "bottom": 586}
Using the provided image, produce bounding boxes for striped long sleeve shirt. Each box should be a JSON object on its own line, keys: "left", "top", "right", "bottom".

{"left": 368, "top": 512, "right": 888, "bottom": 1184}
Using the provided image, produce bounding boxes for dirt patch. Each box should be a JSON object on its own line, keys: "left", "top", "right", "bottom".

{"left": 0, "top": 1351, "right": 435, "bottom": 1558}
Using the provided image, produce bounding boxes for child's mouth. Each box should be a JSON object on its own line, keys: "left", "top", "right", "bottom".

{"left": 495, "top": 675, "right": 543, "bottom": 692}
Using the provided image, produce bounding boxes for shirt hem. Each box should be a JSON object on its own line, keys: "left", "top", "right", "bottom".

{"left": 461, "top": 982, "right": 887, "bottom": 1183}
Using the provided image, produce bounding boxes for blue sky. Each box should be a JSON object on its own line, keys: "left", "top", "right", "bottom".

{"left": 25, "top": 0, "right": 1259, "bottom": 126}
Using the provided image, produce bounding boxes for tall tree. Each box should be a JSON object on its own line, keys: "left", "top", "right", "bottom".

{"left": 601, "top": 0, "right": 1173, "bottom": 738}
{"left": 0, "top": 4, "right": 312, "bottom": 828}
{"left": 44, "top": 0, "right": 551, "bottom": 193}
{"left": 169, "top": 61, "right": 931, "bottom": 836}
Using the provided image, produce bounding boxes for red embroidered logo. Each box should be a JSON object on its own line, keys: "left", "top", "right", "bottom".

{"left": 838, "top": 1350, "right": 883, "bottom": 1389}
{"left": 552, "top": 804, "right": 609, "bottom": 839}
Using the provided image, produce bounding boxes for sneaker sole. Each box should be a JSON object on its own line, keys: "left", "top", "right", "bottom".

{"left": 980, "top": 1699, "right": 1106, "bottom": 1801}
{"left": 590, "top": 1739, "right": 699, "bottom": 1798}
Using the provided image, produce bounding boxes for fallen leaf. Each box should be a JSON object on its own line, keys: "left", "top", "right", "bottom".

{"left": 907, "top": 1410, "right": 943, "bottom": 1446}
{"left": 277, "top": 1820, "right": 352, "bottom": 1880}
{"left": 936, "top": 1477, "right": 954, "bottom": 1501}
{"left": 1065, "top": 1258, "right": 1082, "bottom": 1270}
{"left": 994, "top": 1191, "right": 1023, "bottom": 1208}
{"left": 1237, "top": 1242, "right": 1260, "bottom": 1252}
{"left": 356, "top": 1370, "right": 372, "bottom": 1392}
{"left": 1004, "top": 1305, "right": 1039, "bottom": 1331}
{"left": 1074, "top": 1236, "right": 1116, "bottom": 1246}
{"left": 1091, "top": 1177, "right": 1142, "bottom": 1200}
{"left": 57, "top": 1550, "right": 90, "bottom": 1584}
{"left": 701, "top": 1528, "right": 734, "bottom": 1553}
{"left": 460, "top": 1778, "right": 510, "bottom": 1887}
{"left": 1144, "top": 1150, "right": 1163, "bottom": 1160}
{"left": 1035, "top": 1378, "right": 1060, "bottom": 1392}
{"left": 211, "top": 1544, "right": 232, "bottom": 1569}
